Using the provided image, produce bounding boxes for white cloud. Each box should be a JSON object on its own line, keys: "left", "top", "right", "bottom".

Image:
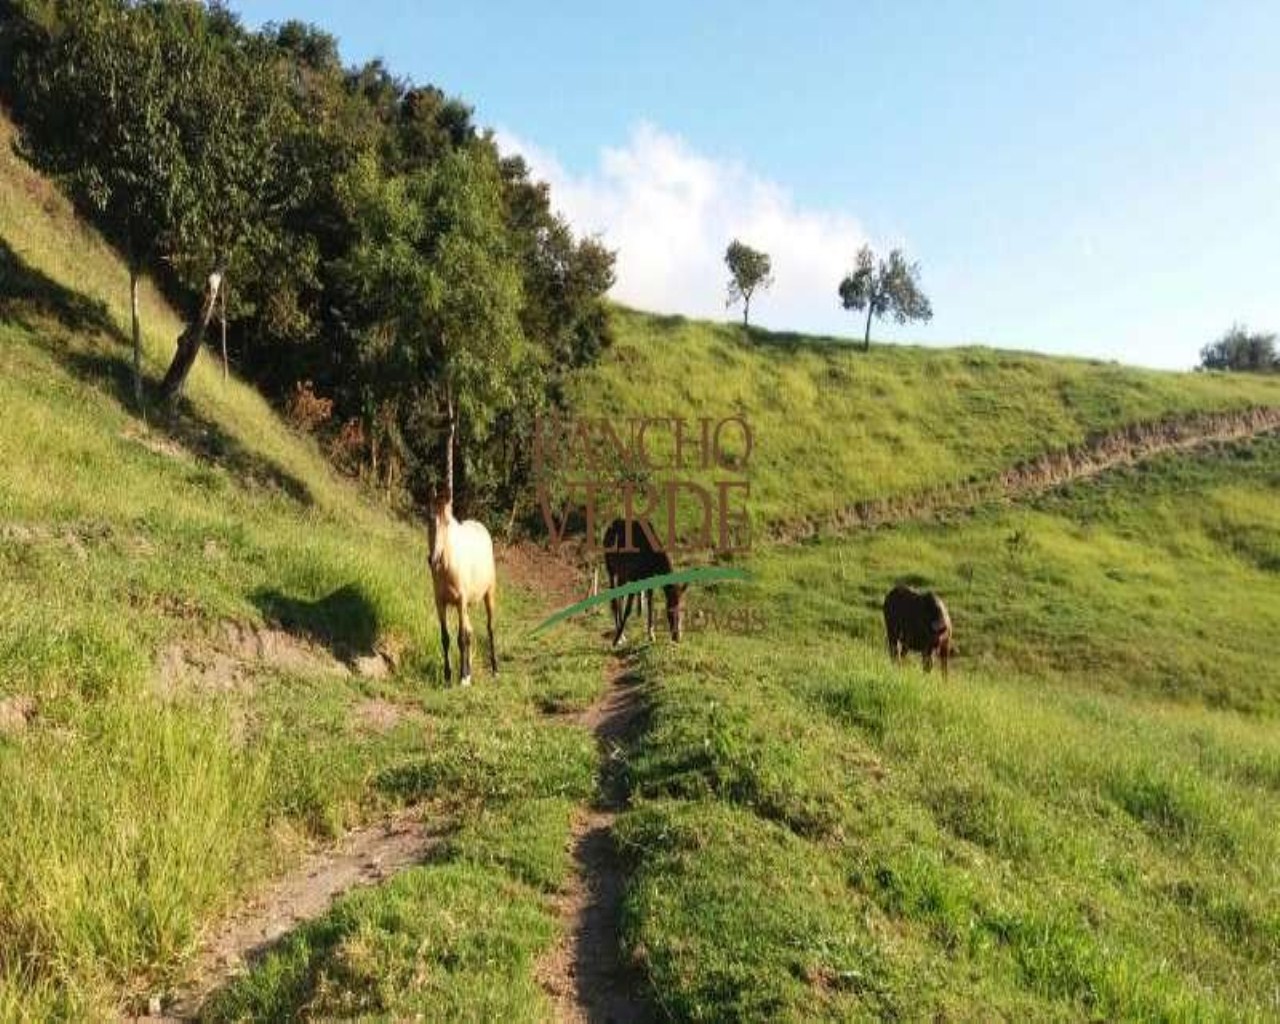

{"left": 495, "top": 122, "right": 871, "bottom": 335}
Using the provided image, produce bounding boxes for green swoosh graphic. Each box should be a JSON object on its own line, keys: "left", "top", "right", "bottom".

{"left": 529, "top": 566, "right": 752, "bottom": 636}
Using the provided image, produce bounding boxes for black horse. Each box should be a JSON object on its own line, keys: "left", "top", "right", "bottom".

{"left": 883, "top": 584, "right": 954, "bottom": 677}
{"left": 602, "top": 517, "right": 686, "bottom": 645}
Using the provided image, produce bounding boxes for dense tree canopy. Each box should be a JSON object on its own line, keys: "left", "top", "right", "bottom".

{"left": 0, "top": 0, "right": 615, "bottom": 515}
{"left": 838, "top": 245, "right": 932, "bottom": 351}
{"left": 9, "top": 0, "right": 304, "bottom": 402}
{"left": 1199, "top": 324, "right": 1277, "bottom": 374}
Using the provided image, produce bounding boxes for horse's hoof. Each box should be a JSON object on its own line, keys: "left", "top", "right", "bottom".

{"left": 646, "top": 631, "right": 656, "bottom": 643}
{"left": 612, "top": 635, "right": 625, "bottom": 648}
{"left": 460, "top": 675, "right": 472, "bottom": 687}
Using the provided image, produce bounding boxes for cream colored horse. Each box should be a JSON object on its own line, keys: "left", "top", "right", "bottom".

{"left": 429, "top": 488, "right": 498, "bottom": 686}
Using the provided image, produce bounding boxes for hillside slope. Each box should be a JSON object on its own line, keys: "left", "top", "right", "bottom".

{"left": 0, "top": 113, "right": 601, "bottom": 1019}
{"left": 570, "top": 306, "right": 1280, "bottom": 532}
{"left": 555, "top": 314, "right": 1280, "bottom": 1018}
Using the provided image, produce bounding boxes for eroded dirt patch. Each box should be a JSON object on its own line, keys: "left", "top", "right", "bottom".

{"left": 0, "top": 695, "right": 36, "bottom": 736}
{"left": 120, "top": 424, "right": 190, "bottom": 462}
{"left": 1, "top": 519, "right": 113, "bottom": 559}
{"left": 156, "top": 620, "right": 350, "bottom": 695}
{"left": 499, "top": 541, "right": 592, "bottom": 610}
{"left": 351, "top": 697, "right": 409, "bottom": 733}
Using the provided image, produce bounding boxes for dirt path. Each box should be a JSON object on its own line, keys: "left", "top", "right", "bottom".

{"left": 775, "top": 405, "right": 1280, "bottom": 543}
{"left": 152, "top": 812, "right": 442, "bottom": 1021}
{"left": 538, "top": 655, "right": 654, "bottom": 1024}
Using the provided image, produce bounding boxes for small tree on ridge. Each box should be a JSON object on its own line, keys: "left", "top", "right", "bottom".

{"left": 724, "top": 239, "right": 773, "bottom": 328}
{"left": 838, "top": 245, "right": 932, "bottom": 351}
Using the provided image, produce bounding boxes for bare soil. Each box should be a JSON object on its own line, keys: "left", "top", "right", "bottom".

{"left": 538, "top": 658, "right": 654, "bottom": 1024}
{"left": 351, "top": 696, "right": 409, "bottom": 733}
{"left": 498, "top": 540, "right": 591, "bottom": 609}
{"left": 0, "top": 694, "right": 36, "bottom": 736}
{"left": 155, "top": 620, "right": 349, "bottom": 695}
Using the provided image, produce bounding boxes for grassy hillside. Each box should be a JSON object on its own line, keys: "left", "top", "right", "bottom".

{"left": 553, "top": 309, "right": 1280, "bottom": 1016}
{"left": 573, "top": 307, "right": 1280, "bottom": 530}
{"left": 0, "top": 113, "right": 601, "bottom": 1018}
{"left": 610, "top": 438, "right": 1280, "bottom": 1019}
{"left": 214, "top": 334, "right": 1280, "bottom": 1020}
{"left": 3, "top": 102, "right": 1279, "bottom": 1022}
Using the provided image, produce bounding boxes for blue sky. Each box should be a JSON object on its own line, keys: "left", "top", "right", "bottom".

{"left": 237, "top": 1, "right": 1279, "bottom": 368}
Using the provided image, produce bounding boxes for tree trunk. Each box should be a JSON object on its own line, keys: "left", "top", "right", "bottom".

{"left": 219, "top": 275, "right": 229, "bottom": 383}
{"left": 863, "top": 304, "right": 873, "bottom": 352}
{"left": 444, "top": 383, "right": 456, "bottom": 496}
{"left": 129, "top": 268, "right": 143, "bottom": 409}
{"left": 159, "top": 269, "right": 224, "bottom": 404}
{"left": 743, "top": 298, "right": 749, "bottom": 328}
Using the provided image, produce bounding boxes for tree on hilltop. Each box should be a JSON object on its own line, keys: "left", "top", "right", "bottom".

{"left": 838, "top": 245, "right": 932, "bottom": 351}
{"left": 724, "top": 239, "right": 773, "bottom": 328}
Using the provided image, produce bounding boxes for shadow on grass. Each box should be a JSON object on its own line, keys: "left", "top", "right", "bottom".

{"left": 0, "top": 236, "right": 126, "bottom": 342}
{"left": 198, "top": 909, "right": 350, "bottom": 1022}
{"left": 0, "top": 238, "right": 313, "bottom": 505}
{"left": 252, "top": 583, "right": 379, "bottom": 661}
{"left": 741, "top": 324, "right": 863, "bottom": 357}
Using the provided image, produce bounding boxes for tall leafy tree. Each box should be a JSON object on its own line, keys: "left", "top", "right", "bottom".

{"left": 153, "top": 4, "right": 301, "bottom": 403}
{"left": 838, "top": 245, "right": 933, "bottom": 351}
{"left": 13, "top": 0, "right": 301, "bottom": 405}
{"left": 3, "top": 3, "right": 616, "bottom": 516}
{"left": 338, "top": 144, "right": 528, "bottom": 501}
{"left": 724, "top": 239, "right": 773, "bottom": 328}
{"left": 500, "top": 154, "right": 614, "bottom": 380}
{"left": 12, "top": 0, "right": 182, "bottom": 406}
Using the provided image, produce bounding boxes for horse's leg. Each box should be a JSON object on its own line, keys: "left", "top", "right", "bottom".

{"left": 609, "top": 571, "right": 625, "bottom": 645}
{"left": 646, "top": 590, "right": 656, "bottom": 643}
{"left": 922, "top": 649, "right": 933, "bottom": 673}
{"left": 484, "top": 587, "right": 498, "bottom": 675}
{"left": 437, "top": 603, "right": 451, "bottom": 684}
{"left": 939, "top": 643, "right": 949, "bottom": 680}
{"left": 458, "top": 600, "right": 474, "bottom": 686}
{"left": 613, "top": 593, "right": 634, "bottom": 648}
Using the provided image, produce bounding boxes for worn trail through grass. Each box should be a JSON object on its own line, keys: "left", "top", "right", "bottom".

{"left": 538, "top": 648, "right": 654, "bottom": 1024}
{"left": 777, "top": 403, "right": 1280, "bottom": 541}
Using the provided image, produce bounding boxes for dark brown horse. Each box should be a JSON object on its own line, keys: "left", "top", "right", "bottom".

{"left": 603, "top": 517, "right": 686, "bottom": 646}
{"left": 883, "top": 584, "right": 954, "bottom": 677}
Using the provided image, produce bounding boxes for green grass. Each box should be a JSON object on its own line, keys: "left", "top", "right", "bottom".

{"left": 0, "top": 111, "right": 608, "bottom": 1017}
{"left": 609, "top": 438, "right": 1280, "bottom": 1020}
{"left": 203, "top": 863, "right": 560, "bottom": 1022}
{"left": 569, "top": 306, "right": 1280, "bottom": 530}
